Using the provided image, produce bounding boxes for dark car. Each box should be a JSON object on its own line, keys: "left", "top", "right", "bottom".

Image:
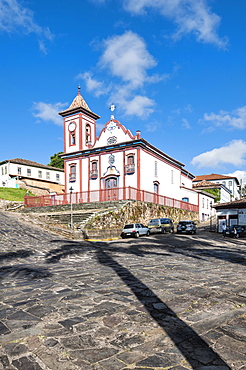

{"left": 121, "top": 223, "right": 150, "bottom": 238}
{"left": 177, "top": 220, "right": 196, "bottom": 234}
{"left": 226, "top": 225, "right": 245, "bottom": 238}
{"left": 148, "top": 218, "right": 174, "bottom": 234}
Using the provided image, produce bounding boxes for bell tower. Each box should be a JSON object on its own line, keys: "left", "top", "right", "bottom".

{"left": 59, "top": 87, "right": 100, "bottom": 154}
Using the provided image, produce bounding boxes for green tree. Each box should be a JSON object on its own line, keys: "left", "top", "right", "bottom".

{"left": 202, "top": 188, "right": 220, "bottom": 202}
{"left": 241, "top": 184, "right": 246, "bottom": 197}
{"left": 47, "top": 152, "right": 64, "bottom": 169}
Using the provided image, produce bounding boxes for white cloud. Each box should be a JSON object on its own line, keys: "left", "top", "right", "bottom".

{"left": 77, "top": 72, "right": 109, "bottom": 97}
{"left": 99, "top": 31, "right": 157, "bottom": 88}
{"left": 79, "top": 31, "right": 165, "bottom": 118}
{"left": 182, "top": 118, "right": 191, "bottom": 129}
{"left": 0, "top": 0, "right": 54, "bottom": 52}
{"left": 32, "top": 102, "right": 66, "bottom": 126}
{"left": 203, "top": 106, "right": 246, "bottom": 129}
{"left": 145, "top": 120, "right": 161, "bottom": 132}
{"left": 123, "top": 0, "right": 228, "bottom": 48}
{"left": 122, "top": 95, "right": 155, "bottom": 117}
{"left": 191, "top": 140, "right": 246, "bottom": 168}
{"left": 224, "top": 170, "right": 246, "bottom": 187}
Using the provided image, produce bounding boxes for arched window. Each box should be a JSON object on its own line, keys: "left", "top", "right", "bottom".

{"left": 70, "top": 133, "right": 75, "bottom": 146}
{"left": 85, "top": 124, "right": 91, "bottom": 144}
{"left": 69, "top": 164, "right": 76, "bottom": 182}
{"left": 153, "top": 182, "right": 159, "bottom": 194}
{"left": 90, "top": 160, "right": 98, "bottom": 179}
{"left": 125, "top": 154, "right": 135, "bottom": 174}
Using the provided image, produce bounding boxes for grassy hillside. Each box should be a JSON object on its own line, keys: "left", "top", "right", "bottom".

{"left": 0, "top": 188, "right": 34, "bottom": 201}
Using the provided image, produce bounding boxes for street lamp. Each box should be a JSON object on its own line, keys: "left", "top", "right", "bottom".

{"left": 210, "top": 201, "right": 213, "bottom": 232}
{"left": 2, "top": 182, "right": 6, "bottom": 210}
{"left": 69, "top": 186, "right": 74, "bottom": 230}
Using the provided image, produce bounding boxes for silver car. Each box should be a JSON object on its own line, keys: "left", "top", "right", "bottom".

{"left": 177, "top": 220, "right": 197, "bottom": 234}
{"left": 121, "top": 223, "right": 150, "bottom": 238}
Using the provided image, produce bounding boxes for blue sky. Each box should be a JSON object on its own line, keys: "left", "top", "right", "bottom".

{"left": 1, "top": 0, "right": 246, "bottom": 183}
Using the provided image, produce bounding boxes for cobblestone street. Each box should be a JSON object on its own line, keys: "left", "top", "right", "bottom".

{"left": 0, "top": 210, "right": 245, "bottom": 369}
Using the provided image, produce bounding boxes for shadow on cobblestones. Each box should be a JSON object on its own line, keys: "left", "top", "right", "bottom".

{"left": 116, "top": 234, "right": 246, "bottom": 266}
{"left": 45, "top": 240, "right": 91, "bottom": 263}
{"left": 0, "top": 249, "right": 34, "bottom": 262}
{"left": 150, "top": 235, "right": 246, "bottom": 266}
{"left": 44, "top": 239, "right": 231, "bottom": 368}
{"left": 0, "top": 249, "right": 51, "bottom": 280}
{"left": 95, "top": 245, "right": 230, "bottom": 369}
{"left": 0, "top": 265, "right": 52, "bottom": 280}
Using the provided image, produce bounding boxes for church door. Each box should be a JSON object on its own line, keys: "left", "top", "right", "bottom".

{"left": 105, "top": 177, "right": 118, "bottom": 201}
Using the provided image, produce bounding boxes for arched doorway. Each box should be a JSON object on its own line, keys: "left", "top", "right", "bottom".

{"left": 105, "top": 177, "right": 118, "bottom": 201}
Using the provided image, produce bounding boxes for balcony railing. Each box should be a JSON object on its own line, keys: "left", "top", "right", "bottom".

{"left": 90, "top": 169, "right": 98, "bottom": 179}
{"left": 69, "top": 173, "right": 76, "bottom": 182}
{"left": 125, "top": 164, "right": 135, "bottom": 174}
{"left": 24, "top": 186, "right": 199, "bottom": 213}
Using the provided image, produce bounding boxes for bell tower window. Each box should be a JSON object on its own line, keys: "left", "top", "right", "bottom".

{"left": 85, "top": 124, "right": 91, "bottom": 145}
{"left": 70, "top": 133, "right": 75, "bottom": 146}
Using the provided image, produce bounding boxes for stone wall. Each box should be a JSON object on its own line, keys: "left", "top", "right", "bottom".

{"left": 84, "top": 201, "right": 198, "bottom": 230}
{"left": 17, "top": 179, "right": 64, "bottom": 196}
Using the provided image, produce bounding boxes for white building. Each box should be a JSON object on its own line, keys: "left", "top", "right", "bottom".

{"left": 193, "top": 180, "right": 231, "bottom": 204}
{"left": 0, "top": 158, "right": 64, "bottom": 194}
{"left": 48, "top": 88, "right": 214, "bottom": 220}
{"left": 193, "top": 174, "right": 240, "bottom": 200}
{"left": 214, "top": 198, "right": 246, "bottom": 232}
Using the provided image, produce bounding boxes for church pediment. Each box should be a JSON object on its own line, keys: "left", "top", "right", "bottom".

{"left": 94, "top": 119, "right": 140, "bottom": 148}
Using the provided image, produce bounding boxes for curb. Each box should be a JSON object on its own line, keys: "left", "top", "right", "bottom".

{"left": 85, "top": 237, "right": 119, "bottom": 241}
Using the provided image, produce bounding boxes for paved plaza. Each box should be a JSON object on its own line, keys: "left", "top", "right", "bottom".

{"left": 0, "top": 210, "right": 245, "bottom": 369}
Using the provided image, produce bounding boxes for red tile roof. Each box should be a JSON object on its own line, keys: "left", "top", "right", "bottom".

{"left": 0, "top": 158, "right": 64, "bottom": 172}
{"left": 193, "top": 173, "right": 238, "bottom": 183}
{"left": 214, "top": 197, "right": 246, "bottom": 209}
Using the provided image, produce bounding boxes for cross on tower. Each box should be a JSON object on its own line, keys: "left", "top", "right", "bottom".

{"left": 110, "top": 104, "right": 116, "bottom": 112}
{"left": 109, "top": 104, "right": 116, "bottom": 119}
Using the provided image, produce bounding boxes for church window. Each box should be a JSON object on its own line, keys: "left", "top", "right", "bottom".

{"left": 125, "top": 154, "right": 135, "bottom": 174}
{"left": 56, "top": 174, "right": 60, "bottom": 182}
{"left": 69, "top": 132, "right": 76, "bottom": 146}
{"left": 85, "top": 124, "right": 91, "bottom": 144}
{"left": 69, "top": 164, "right": 76, "bottom": 182}
{"left": 90, "top": 161, "right": 98, "bottom": 179}
{"left": 171, "top": 170, "right": 174, "bottom": 184}
{"left": 38, "top": 170, "right": 42, "bottom": 178}
{"left": 46, "top": 172, "right": 50, "bottom": 180}
{"left": 153, "top": 182, "right": 159, "bottom": 194}
{"left": 27, "top": 168, "right": 31, "bottom": 176}
{"left": 17, "top": 167, "right": 21, "bottom": 175}
{"left": 182, "top": 197, "right": 189, "bottom": 202}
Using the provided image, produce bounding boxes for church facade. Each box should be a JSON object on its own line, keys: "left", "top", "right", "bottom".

{"left": 57, "top": 88, "right": 213, "bottom": 216}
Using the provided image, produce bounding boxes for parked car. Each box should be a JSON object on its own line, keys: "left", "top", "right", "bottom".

{"left": 177, "top": 220, "right": 196, "bottom": 234}
{"left": 226, "top": 225, "right": 246, "bottom": 238}
{"left": 121, "top": 223, "right": 150, "bottom": 238}
{"left": 148, "top": 218, "right": 174, "bottom": 234}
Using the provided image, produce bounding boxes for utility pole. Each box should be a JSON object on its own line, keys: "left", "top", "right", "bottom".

{"left": 69, "top": 187, "right": 74, "bottom": 230}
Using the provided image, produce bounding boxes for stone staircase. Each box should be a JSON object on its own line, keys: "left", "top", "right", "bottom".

{"left": 21, "top": 200, "right": 131, "bottom": 231}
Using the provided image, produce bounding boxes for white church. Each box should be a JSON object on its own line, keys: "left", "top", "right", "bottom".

{"left": 26, "top": 88, "right": 215, "bottom": 221}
